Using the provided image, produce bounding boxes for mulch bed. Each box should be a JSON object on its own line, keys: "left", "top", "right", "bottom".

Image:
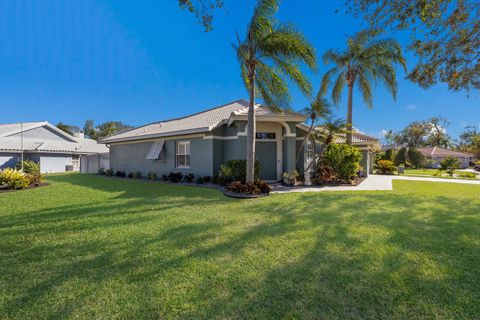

{"left": 0, "top": 182, "right": 49, "bottom": 194}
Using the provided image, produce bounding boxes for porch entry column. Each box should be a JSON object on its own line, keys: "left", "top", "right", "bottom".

{"left": 283, "top": 136, "right": 296, "bottom": 174}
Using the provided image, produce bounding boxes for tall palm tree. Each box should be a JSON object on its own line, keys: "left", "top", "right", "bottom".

{"left": 296, "top": 97, "right": 331, "bottom": 166}
{"left": 234, "top": 0, "right": 316, "bottom": 183}
{"left": 319, "top": 30, "right": 406, "bottom": 145}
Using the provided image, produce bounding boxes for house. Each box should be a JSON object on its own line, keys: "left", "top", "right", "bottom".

{"left": 0, "top": 121, "right": 108, "bottom": 173}
{"left": 417, "top": 147, "right": 473, "bottom": 169}
{"left": 101, "top": 100, "right": 379, "bottom": 181}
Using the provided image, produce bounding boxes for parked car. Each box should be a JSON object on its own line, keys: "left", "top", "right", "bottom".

{"left": 475, "top": 164, "right": 480, "bottom": 172}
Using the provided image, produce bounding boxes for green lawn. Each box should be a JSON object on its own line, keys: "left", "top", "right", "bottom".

{"left": 404, "top": 168, "right": 479, "bottom": 179}
{"left": 1, "top": 174, "right": 480, "bottom": 319}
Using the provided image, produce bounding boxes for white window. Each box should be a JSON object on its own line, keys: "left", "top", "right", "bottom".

{"left": 176, "top": 141, "right": 190, "bottom": 168}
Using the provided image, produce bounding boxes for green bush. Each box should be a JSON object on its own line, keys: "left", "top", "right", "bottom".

{"left": 321, "top": 144, "right": 362, "bottom": 182}
{"left": 457, "top": 172, "right": 477, "bottom": 179}
{"left": 98, "top": 168, "right": 105, "bottom": 175}
{"left": 15, "top": 160, "right": 40, "bottom": 174}
{"left": 0, "top": 168, "right": 30, "bottom": 189}
{"left": 375, "top": 160, "right": 397, "bottom": 175}
{"left": 105, "top": 169, "right": 114, "bottom": 176}
{"left": 147, "top": 172, "right": 158, "bottom": 180}
{"left": 407, "top": 147, "right": 426, "bottom": 168}
{"left": 223, "top": 160, "right": 261, "bottom": 183}
{"left": 227, "top": 180, "right": 271, "bottom": 195}
{"left": 394, "top": 147, "right": 407, "bottom": 166}
{"left": 439, "top": 157, "right": 461, "bottom": 176}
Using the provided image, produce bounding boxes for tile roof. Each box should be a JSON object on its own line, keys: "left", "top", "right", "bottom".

{"left": 101, "top": 100, "right": 305, "bottom": 143}
{"left": 0, "top": 121, "right": 108, "bottom": 154}
{"left": 333, "top": 132, "right": 380, "bottom": 145}
{"left": 418, "top": 147, "right": 473, "bottom": 158}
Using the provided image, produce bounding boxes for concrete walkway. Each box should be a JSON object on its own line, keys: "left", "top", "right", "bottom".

{"left": 271, "top": 174, "right": 480, "bottom": 194}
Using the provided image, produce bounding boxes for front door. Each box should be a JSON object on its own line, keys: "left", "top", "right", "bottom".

{"left": 256, "top": 141, "right": 277, "bottom": 180}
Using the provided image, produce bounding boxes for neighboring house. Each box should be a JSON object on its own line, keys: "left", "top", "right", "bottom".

{"left": 0, "top": 121, "right": 108, "bottom": 173}
{"left": 418, "top": 147, "right": 473, "bottom": 169}
{"left": 101, "top": 100, "right": 379, "bottom": 181}
{"left": 333, "top": 131, "right": 380, "bottom": 175}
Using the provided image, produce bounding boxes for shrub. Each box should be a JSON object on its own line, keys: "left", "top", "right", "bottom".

{"left": 475, "top": 160, "right": 480, "bottom": 165}
{"left": 315, "top": 165, "right": 337, "bottom": 184}
{"left": 321, "top": 144, "right": 362, "bottom": 182}
{"left": 407, "top": 147, "right": 426, "bottom": 168}
{"left": 98, "top": 168, "right": 105, "bottom": 175}
{"left": 375, "top": 160, "right": 397, "bottom": 175}
{"left": 457, "top": 172, "right": 477, "bottom": 179}
{"left": 184, "top": 173, "right": 195, "bottom": 182}
{"left": 254, "top": 180, "right": 272, "bottom": 194}
{"left": 394, "top": 147, "right": 407, "bottom": 166}
{"left": 212, "top": 175, "right": 219, "bottom": 184}
{"left": 127, "top": 172, "right": 134, "bottom": 178}
{"left": 218, "top": 164, "right": 233, "bottom": 185}
{"left": 16, "top": 160, "right": 40, "bottom": 174}
{"left": 440, "top": 157, "right": 461, "bottom": 176}
{"left": 116, "top": 171, "right": 126, "bottom": 177}
{"left": 147, "top": 171, "right": 158, "bottom": 180}
{"left": 432, "top": 170, "right": 443, "bottom": 177}
{"left": 221, "top": 160, "right": 261, "bottom": 183}
{"left": 382, "top": 148, "right": 396, "bottom": 161}
{"left": 203, "top": 176, "right": 211, "bottom": 183}
{"left": 133, "top": 171, "right": 142, "bottom": 179}
{"left": 168, "top": 172, "right": 183, "bottom": 183}
{"left": 196, "top": 176, "right": 205, "bottom": 184}
{"left": 0, "top": 168, "right": 30, "bottom": 189}
{"left": 26, "top": 173, "right": 43, "bottom": 186}
{"left": 105, "top": 169, "right": 114, "bottom": 176}
{"left": 162, "top": 174, "right": 168, "bottom": 181}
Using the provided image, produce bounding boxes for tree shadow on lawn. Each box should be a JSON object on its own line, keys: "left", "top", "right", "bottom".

{"left": 192, "top": 193, "right": 480, "bottom": 319}
{"left": 46, "top": 173, "right": 226, "bottom": 201}
{"left": 2, "top": 178, "right": 480, "bottom": 318}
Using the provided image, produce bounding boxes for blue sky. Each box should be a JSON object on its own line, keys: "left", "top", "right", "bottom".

{"left": 1, "top": 0, "right": 479, "bottom": 139}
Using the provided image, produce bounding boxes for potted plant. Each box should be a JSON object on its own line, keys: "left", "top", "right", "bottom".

{"left": 282, "top": 170, "right": 299, "bottom": 187}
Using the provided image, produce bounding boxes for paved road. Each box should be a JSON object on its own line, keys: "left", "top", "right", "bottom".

{"left": 271, "top": 174, "right": 480, "bottom": 194}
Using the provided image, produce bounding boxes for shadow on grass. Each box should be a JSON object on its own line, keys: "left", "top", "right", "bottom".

{"left": 1, "top": 176, "right": 479, "bottom": 318}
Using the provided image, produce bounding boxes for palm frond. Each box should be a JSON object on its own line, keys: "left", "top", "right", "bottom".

{"left": 331, "top": 72, "right": 346, "bottom": 105}
{"left": 255, "top": 62, "right": 290, "bottom": 109}
{"left": 357, "top": 71, "right": 373, "bottom": 108}
{"left": 319, "top": 66, "right": 339, "bottom": 98}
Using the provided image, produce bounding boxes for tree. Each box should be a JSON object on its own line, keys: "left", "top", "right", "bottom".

{"left": 56, "top": 122, "right": 73, "bottom": 136}
{"left": 425, "top": 116, "right": 452, "bottom": 148}
{"left": 407, "top": 147, "right": 426, "bottom": 168}
{"left": 178, "top": 0, "right": 224, "bottom": 31}
{"left": 440, "top": 156, "right": 460, "bottom": 176}
{"left": 315, "top": 117, "right": 347, "bottom": 146}
{"left": 396, "top": 121, "right": 429, "bottom": 148}
{"left": 234, "top": 0, "right": 316, "bottom": 183}
{"left": 83, "top": 120, "right": 133, "bottom": 141}
{"left": 296, "top": 97, "right": 331, "bottom": 166}
{"left": 345, "top": 0, "right": 480, "bottom": 91}
{"left": 319, "top": 29, "right": 406, "bottom": 145}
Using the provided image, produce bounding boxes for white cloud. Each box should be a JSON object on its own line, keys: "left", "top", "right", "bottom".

{"left": 404, "top": 104, "right": 417, "bottom": 110}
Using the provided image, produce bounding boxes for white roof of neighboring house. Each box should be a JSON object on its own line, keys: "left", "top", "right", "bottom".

{"left": 418, "top": 147, "right": 473, "bottom": 158}
{"left": 101, "top": 100, "right": 306, "bottom": 143}
{"left": 0, "top": 121, "right": 108, "bottom": 154}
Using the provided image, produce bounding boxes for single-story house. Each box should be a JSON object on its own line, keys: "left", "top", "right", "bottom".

{"left": 418, "top": 147, "right": 474, "bottom": 169}
{"left": 101, "top": 100, "right": 379, "bottom": 181}
{"left": 0, "top": 121, "right": 108, "bottom": 173}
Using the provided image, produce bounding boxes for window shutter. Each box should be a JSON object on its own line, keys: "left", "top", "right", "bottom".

{"left": 146, "top": 140, "right": 165, "bottom": 160}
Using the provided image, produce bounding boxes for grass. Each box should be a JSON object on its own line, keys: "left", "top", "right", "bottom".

{"left": 1, "top": 173, "right": 480, "bottom": 319}
{"left": 404, "top": 168, "right": 479, "bottom": 180}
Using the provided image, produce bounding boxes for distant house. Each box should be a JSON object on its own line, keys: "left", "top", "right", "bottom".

{"left": 101, "top": 100, "right": 380, "bottom": 180}
{"left": 418, "top": 147, "right": 473, "bottom": 169}
{"left": 0, "top": 121, "right": 108, "bottom": 173}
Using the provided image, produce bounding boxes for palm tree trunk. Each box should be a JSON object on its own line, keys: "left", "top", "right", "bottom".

{"left": 346, "top": 84, "right": 353, "bottom": 145}
{"left": 246, "top": 71, "right": 256, "bottom": 184}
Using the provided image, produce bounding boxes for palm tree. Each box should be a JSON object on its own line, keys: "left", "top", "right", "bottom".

{"left": 234, "top": 0, "right": 316, "bottom": 183}
{"left": 316, "top": 117, "right": 347, "bottom": 146}
{"left": 319, "top": 30, "right": 406, "bottom": 145}
{"left": 296, "top": 97, "right": 331, "bottom": 166}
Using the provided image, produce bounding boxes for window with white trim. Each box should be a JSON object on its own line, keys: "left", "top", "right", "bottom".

{"left": 256, "top": 132, "right": 276, "bottom": 140}
{"left": 176, "top": 141, "right": 190, "bottom": 168}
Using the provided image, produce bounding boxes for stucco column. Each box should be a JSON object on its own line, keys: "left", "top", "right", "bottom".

{"left": 283, "top": 136, "right": 296, "bottom": 174}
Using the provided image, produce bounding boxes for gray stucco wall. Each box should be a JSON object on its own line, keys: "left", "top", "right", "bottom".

{"left": 110, "top": 137, "right": 214, "bottom": 177}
